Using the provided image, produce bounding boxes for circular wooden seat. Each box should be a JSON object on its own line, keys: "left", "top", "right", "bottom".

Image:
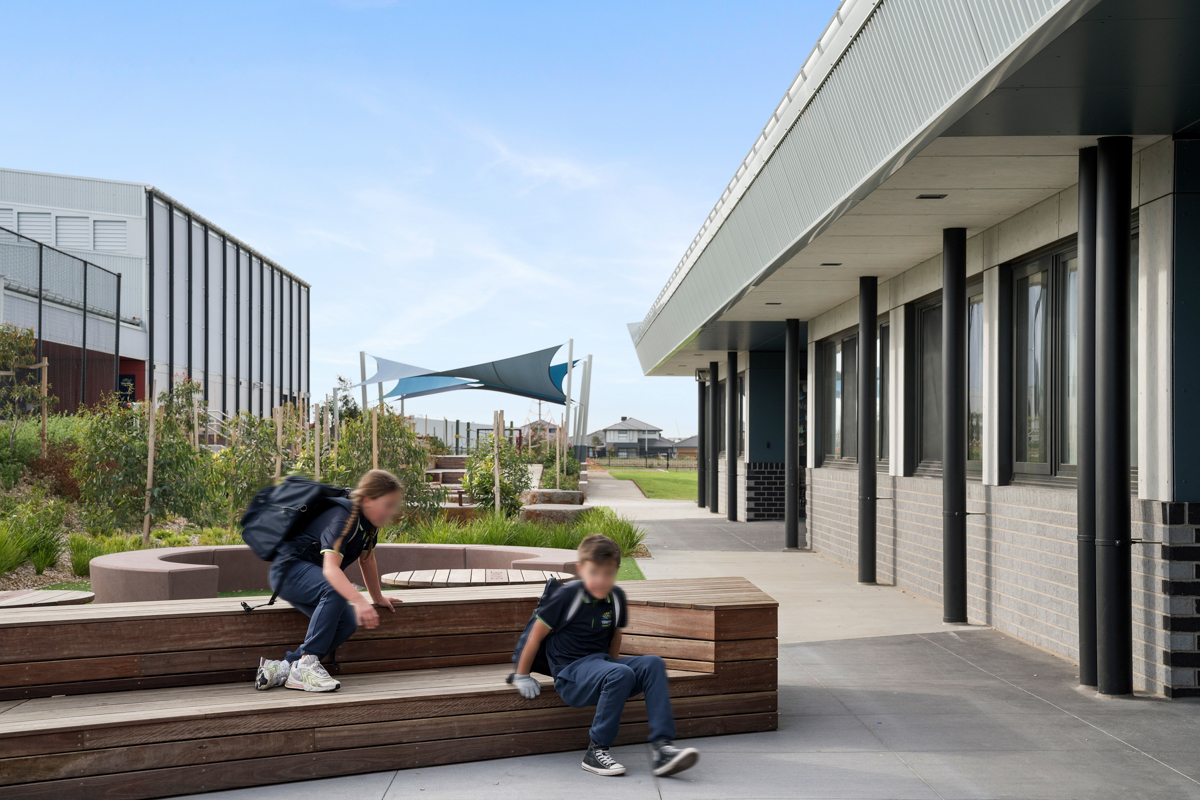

{"left": 382, "top": 569, "right": 574, "bottom": 589}
{"left": 0, "top": 590, "right": 94, "bottom": 608}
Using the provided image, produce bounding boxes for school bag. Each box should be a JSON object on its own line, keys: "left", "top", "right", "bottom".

{"left": 237, "top": 476, "right": 351, "bottom": 611}
{"left": 506, "top": 575, "right": 622, "bottom": 680}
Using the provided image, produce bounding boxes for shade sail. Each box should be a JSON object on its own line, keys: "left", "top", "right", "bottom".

{"left": 382, "top": 375, "right": 475, "bottom": 399}
{"left": 350, "top": 357, "right": 433, "bottom": 389}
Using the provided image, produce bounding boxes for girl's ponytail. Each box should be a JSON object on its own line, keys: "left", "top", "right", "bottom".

{"left": 339, "top": 469, "right": 403, "bottom": 539}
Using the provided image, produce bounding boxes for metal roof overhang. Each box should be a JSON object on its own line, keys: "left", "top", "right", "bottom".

{"left": 633, "top": 0, "right": 1200, "bottom": 377}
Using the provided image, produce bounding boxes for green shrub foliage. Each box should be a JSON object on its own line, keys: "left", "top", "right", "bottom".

{"left": 74, "top": 381, "right": 216, "bottom": 533}
{"left": 462, "top": 434, "right": 532, "bottom": 516}
{"left": 214, "top": 412, "right": 280, "bottom": 531}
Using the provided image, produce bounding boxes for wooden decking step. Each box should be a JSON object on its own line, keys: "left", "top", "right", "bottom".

{"left": 0, "top": 578, "right": 779, "bottom": 799}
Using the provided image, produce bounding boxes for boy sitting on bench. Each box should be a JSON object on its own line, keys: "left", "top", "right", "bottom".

{"left": 510, "top": 534, "right": 699, "bottom": 778}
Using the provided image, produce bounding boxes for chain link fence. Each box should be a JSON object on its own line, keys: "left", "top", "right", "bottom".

{"left": 0, "top": 226, "right": 122, "bottom": 414}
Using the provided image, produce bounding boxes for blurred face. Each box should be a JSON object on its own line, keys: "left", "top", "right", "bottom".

{"left": 578, "top": 558, "right": 619, "bottom": 599}
{"left": 361, "top": 490, "right": 402, "bottom": 528}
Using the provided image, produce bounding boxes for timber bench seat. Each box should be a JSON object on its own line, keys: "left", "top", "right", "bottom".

{"left": 0, "top": 578, "right": 778, "bottom": 799}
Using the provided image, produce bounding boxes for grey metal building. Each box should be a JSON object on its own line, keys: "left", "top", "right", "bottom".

{"left": 632, "top": 0, "right": 1200, "bottom": 698}
{"left": 0, "top": 167, "right": 310, "bottom": 415}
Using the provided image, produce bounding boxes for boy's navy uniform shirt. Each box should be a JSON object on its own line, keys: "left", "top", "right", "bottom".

{"left": 536, "top": 583, "right": 628, "bottom": 678}
{"left": 281, "top": 504, "right": 378, "bottom": 572}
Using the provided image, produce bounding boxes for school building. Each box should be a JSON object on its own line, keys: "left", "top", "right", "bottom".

{"left": 0, "top": 167, "right": 310, "bottom": 415}
{"left": 631, "top": 0, "right": 1200, "bottom": 699}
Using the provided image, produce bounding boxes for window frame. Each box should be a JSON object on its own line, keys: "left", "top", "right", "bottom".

{"left": 915, "top": 297, "right": 943, "bottom": 474}
{"left": 966, "top": 282, "right": 985, "bottom": 474}
{"left": 819, "top": 330, "right": 858, "bottom": 466}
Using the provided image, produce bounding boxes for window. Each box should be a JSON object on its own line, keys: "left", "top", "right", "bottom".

{"left": 1009, "top": 236, "right": 1137, "bottom": 480}
{"left": 878, "top": 323, "right": 890, "bottom": 462}
{"left": 821, "top": 333, "right": 857, "bottom": 462}
{"left": 917, "top": 303, "right": 942, "bottom": 466}
{"left": 967, "top": 291, "right": 984, "bottom": 463}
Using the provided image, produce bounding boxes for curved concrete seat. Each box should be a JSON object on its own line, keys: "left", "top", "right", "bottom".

{"left": 90, "top": 543, "right": 579, "bottom": 604}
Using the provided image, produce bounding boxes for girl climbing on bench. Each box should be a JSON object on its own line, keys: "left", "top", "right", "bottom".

{"left": 255, "top": 469, "right": 404, "bottom": 692}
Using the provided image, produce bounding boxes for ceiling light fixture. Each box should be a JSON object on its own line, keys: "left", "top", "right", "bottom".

{"left": 820, "top": 262, "right": 842, "bottom": 266}
{"left": 765, "top": 302, "right": 782, "bottom": 305}
{"left": 917, "top": 193, "right": 948, "bottom": 200}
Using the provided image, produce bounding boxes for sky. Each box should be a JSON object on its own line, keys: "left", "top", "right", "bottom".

{"left": 0, "top": 0, "right": 837, "bottom": 438}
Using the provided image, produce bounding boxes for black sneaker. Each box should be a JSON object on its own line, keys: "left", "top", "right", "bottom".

{"left": 582, "top": 741, "right": 626, "bottom": 776}
{"left": 651, "top": 739, "right": 699, "bottom": 777}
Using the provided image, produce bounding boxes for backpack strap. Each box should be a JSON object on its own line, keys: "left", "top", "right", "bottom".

{"left": 241, "top": 589, "right": 279, "bottom": 612}
{"left": 563, "top": 585, "right": 586, "bottom": 625}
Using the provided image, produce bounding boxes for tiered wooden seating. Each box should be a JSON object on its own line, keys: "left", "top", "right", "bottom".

{"left": 0, "top": 578, "right": 777, "bottom": 799}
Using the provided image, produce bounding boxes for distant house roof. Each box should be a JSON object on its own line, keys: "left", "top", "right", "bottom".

{"left": 594, "top": 417, "right": 661, "bottom": 433}
{"left": 675, "top": 435, "right": 699, "bottom": 448}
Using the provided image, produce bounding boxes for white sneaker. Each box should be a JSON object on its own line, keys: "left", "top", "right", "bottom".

{"left": 285, "top": 654, "right": 341, "bottom": 692}
{"left": 254, "top": 657, "right": 289, "bottom": 691}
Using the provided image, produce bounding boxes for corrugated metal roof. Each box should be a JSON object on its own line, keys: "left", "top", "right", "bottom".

{"left": 633, "top": 0, "right": 1097, "bottom": 374}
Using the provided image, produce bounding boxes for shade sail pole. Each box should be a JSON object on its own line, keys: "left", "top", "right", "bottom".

{"left": 564, "top": 339, "right": 574, "bottom": 453}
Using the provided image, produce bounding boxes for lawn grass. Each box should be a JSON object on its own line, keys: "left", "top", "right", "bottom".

{"left": 217, "top": 588, "right": 274, "bottom": 598}
{"left": 609, "top": 469, "right": 697, "bottom": 501}
{"left": 41, "top": 580, "right": 91, "bottom": 591}
{"left": 617, "top": 558, "right": 645, "bottom": 581}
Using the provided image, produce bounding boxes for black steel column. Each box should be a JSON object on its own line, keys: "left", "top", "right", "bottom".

{"left": 942, "top": 227, "right": 968, "bottom": 624}
{"left": 220, "top": 236, "right": 227, "bottom": 417}
{"left": 234, "top": 248, "right": 240, "bottom": 415}
{"left": 785, "top": 319, "right": 801, "bottom": 548}
{"left": 726, "top": 350, "right": 737, "bottom": 522}
{"left": 1095, "top": 136, "right": 1133, "bottom": 696}
{"left": 1077, "top": 146, "right": 1099, "bottom": 688}
{"left": 708, "top": 360, "right": 719, "bottom": 514}
{"left": 168, "top": 203, "right": 174, "bottom": 393}
{"left": 259, "top": 260, "right": 265, "bottom": 415}
{"left": 186, "top": 214, "right": 193, "bottom": 382}
{"left": 859, "top": 279, "right": 878, "bottom": 583}
{"left": 114, "top": 274, "right": 121, "bottom": 394}
{"left": 145, "top": 191, "right": 152, "bottom": 396}
{"left": 81, "top": 263, "right": 87, "bottom": 407}
{"left": 203, "top": 226, "right": 209, "bottom": 402}
{"left": 697, "top": 376, "right": 707, "bottom": 508}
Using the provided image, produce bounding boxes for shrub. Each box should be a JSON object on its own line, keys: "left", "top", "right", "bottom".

{"left": 462, "top": 434, "right": 532, "bottom": 516}
{"left": 198, "top": 528, "right": 243, "bottom": 546}
{"left": 213, "top": 413, "right": 279, "bottom": 532}
{"left": 28, "top": 440, "right": 81, "bottom": 500}
{"left": 69, "top": 533, "right": 143, "bottom": 577}
{"left": 75, "top": 381, "right": 217, "bottom": 535}
{"left": 0, "top": 523, "right": 29, "bottom": 575}
{"left": 318, "top": 407, "right": 445, "bottom": 523}
{"left": 0, "top": 324, "right": 53, "bottom": 455}
{"left": 3, "top": 495, "right": 68, "bottom": 575}
{"left": 151, "top": 531, "right": 193, "bottom": 548}
{"left": 384, "top": 508, "right": 645, "bottom": 557}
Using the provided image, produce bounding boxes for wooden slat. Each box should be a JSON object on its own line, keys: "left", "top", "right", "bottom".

{"left": 446, "top": 569, "right": 472, "bottom": 587}
{"left": 620, "top": 635, "right": 777, "bottom": 663}
{"left": 506, "top": 570, "right": 523, "bottom": 584}
{"left": 0, "top": 712, "right": 777, "bottom": 799}
{"left": 430, "top": 569, "right": 451, "bottom": 588}
{"left": 407, "top": 570, "right": 435, "bottom": 588}
{"left": 484, "top": 569, "right": 508, "bottom": 585}
{"left": 0, "top": 692, "right": 776, "bottom": 786}
{"left": 469, "top": 569, "right": 485, "bottom": 585}
{"left": 380, "top": 571, "right": 412, "bottom": 588}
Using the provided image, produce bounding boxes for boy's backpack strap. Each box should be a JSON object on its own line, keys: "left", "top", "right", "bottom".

{"left": 563, "top": 584, "right": 586, "bottom": 625}
{"left": 240, "top": 588, "right": 279, "bottom": 613}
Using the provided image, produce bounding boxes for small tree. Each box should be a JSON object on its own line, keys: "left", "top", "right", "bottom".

{"left": 463, "top": 433, "right": 532, "bottom": 516}
{"left": 214, "top": 412, "right": 279, "bottom": 531}
{"left": 0, "top": 325, "right": 48, "bottom": 452}
{"left": 336, "top": 376, "right": 361, "bottom": 421}
{"left": 317, "top": 406, "right": 444, "bottom": 523}
{"left": 74, "top": 381, "right": 216, "bottom": 532}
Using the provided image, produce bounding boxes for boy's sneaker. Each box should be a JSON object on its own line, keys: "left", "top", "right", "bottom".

{"left": 582, "top": 741, "right": 626, "bottom": 776}
{"left": 651, "top": 739, "right": 699, "bottom": 777}
{"left": 254, "top": 657, "right": 289, "bottom": 690}
{"left": 285, "top": 654, "right": 341, "bottom": 692}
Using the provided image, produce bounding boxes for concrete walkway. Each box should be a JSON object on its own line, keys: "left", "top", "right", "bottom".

{"left": 186, "top": 470, "right": 1200, "bottom": 800}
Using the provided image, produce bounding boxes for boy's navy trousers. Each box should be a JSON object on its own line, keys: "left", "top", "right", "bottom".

{"left": 554, "top": 653, "right": 677, "bottom": 747}
{"left": 269, "top": 559, "right": 358, "bottom": 663}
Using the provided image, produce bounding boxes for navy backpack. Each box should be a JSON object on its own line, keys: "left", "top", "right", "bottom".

{"left": 506, "top": 576, "right": 621, "bottom": 680}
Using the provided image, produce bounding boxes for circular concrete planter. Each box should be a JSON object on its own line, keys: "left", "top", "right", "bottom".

{"left": 89, "top": 543, "right": 579, "bottom": 604}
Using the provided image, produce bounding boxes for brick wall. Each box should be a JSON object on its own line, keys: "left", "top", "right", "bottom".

{"left": 807, "top": 466, "right": 1197, "bottom": 697}
{"left": 745, "top": 462, "right": 786, "bottom": 520}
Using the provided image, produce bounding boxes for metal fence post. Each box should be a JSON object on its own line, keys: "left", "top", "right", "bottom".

{"left": 36, "top": 244, "right": 43, "bottom": 362}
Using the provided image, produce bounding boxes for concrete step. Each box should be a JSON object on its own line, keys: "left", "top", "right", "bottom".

{"left": 436, "top": 455, "right": 467, "bottom": 470}
{"left": 427, "top": 469, "right": 466, "bottom": 483}
{"left": 520, "top": 488, "right": 584, "bottom": 506}
{"left": 519, "top": 504, "right": 594, "bottom": 524}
